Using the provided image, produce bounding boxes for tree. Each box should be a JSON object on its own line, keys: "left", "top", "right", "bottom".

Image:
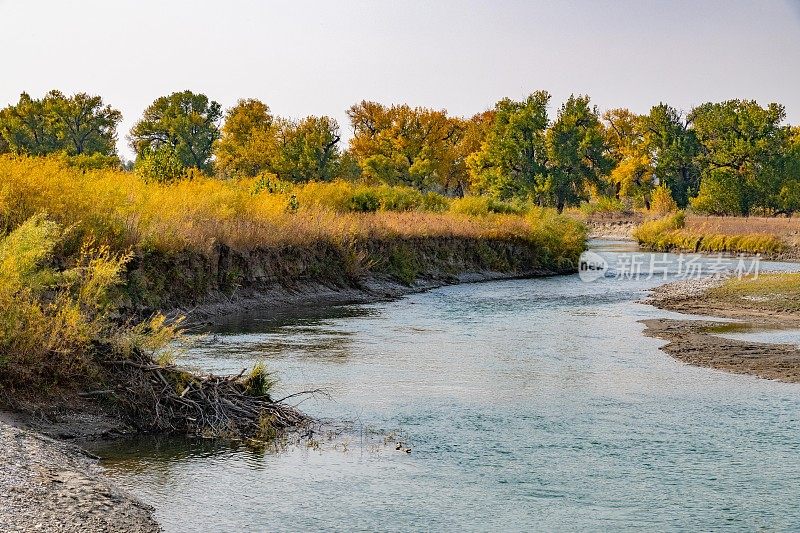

{"left": 0, "top": 92, "right": 60, "bottom": 155}
{"left": 273, "top": 115, "right": 342, "bottom": 182}
{"left": 450, "top": 111, "right": 494, "bottom": 196}
{"left": 640, "top": 104, "right": 700, "bottom": 207}
{"left": 129, "top": 90, "right": 222, "bottom": 173}
{"left": 44, "top": 90, "right": 121, "bottom": 156}
{"left": 545, "top": 95, "right": 613, "bottom": 212}
{"left": 603, "top": 108, "right": 654, "bottom": 207}
{"left": 347, "top": 101, "right": 464, "bottom": 191}
{"left": 214, "top": 99, "right": 343, "bottom": 182}
{"left": 214, "top": 99, "right": 278, "bottom": 178}
{"left": 467, "top": 91, "right": 550, "bottom": 199}
{"left": 0, "top": 91, "right": 121, "bottom": 159}
{"left": 689, "top": 100, "right": 790, "bottom": 215}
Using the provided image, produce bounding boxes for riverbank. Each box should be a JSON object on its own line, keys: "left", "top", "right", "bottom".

{"left": 0, "top": 156, "right": 588, "bottom": 530}
{"left": 0, "top": 416, "right": 158, "bottom": 532}
{"left": 0, "top": 266, "right": 572, "bottom": 532}
{"left": 642, "top": 275, "right": 800, "bottom": 382}
{"left": 634, "top": 212, "right": 800, "bottom": 260}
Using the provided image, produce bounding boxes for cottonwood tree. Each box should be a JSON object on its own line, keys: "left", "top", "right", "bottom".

{"left": 690, "top": 100, "right": 790, "bottom": 215}
{"left": 467, "top": 91, "right": 551, "bottom": 200}
{"left": 273, "top": 115, "right": 341, "bottom": 182}
{"left": 640, "top": 104, "right": 700, "bottom": 207}
{"left": 603, "top": 109, "right": 652, "bottom": 206}
{"left": 214, "top": 98, "right": 342, "bottom": 182}
{"left": 0, "top": 91, "right": 120, "bottom": 158}
{"left": 545, "top": 95, "right": 613, "bottom": 212}
{"left": 347, "top": 101, "right": 465, "bottom": 192}
{"left": 214, "top": 99, "right": 279, "bottom": 178}
{"left": 130, "top": 90, "right": 222, "bottom": 173}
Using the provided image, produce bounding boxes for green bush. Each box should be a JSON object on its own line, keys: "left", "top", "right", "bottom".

{"left": 349, "top": 190, "right": 380, "bottom": 212}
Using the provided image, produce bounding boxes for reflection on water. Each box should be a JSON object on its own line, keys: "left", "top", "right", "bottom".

{"left": 97, "top": 241, "right": 800, "bottom": 532}
{"left": 708, "top": 323, "right": 800, "bottom": 348}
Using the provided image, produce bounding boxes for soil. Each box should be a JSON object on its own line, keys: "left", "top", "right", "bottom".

{"left": 641, "top": 276, "right": 800, "bottom": 382}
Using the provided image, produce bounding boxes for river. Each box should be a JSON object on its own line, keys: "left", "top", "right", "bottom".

{"left": 95, "top": 241, "right": 800, "bottom": 532}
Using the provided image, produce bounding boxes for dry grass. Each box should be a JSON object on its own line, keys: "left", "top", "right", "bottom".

{"left": 634, "top": 212, "right": 789, "bottom": 255}
{"left": 0, "top": 155, "right": 585, "bottom": 258}
{"left": 685, "top": 216, "right": 800, "bottom": 247}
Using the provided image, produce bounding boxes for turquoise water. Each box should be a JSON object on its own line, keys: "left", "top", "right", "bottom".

{"left": 97, "top": 242, "right": 800, "bottom": 532}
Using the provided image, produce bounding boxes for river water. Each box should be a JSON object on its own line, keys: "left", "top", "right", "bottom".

{"left": 96, "top": 241, "right": 800, "bottom": 532}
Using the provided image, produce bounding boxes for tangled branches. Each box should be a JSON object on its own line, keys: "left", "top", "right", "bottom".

{"left": 99, "top": 349, "right": 316, "bottom": 439}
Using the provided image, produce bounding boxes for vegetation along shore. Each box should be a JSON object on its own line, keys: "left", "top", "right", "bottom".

{"left": 1, "top": 85, "right": 799, "bottom": 530}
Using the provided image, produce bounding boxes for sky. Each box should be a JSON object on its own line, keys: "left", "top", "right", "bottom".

{"left": 1, "top": 0, "right": 799, "bottom": 160}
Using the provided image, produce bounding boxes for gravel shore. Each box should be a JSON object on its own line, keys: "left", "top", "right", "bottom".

{"left": 0, "top": 418, "right": 158, "bottom": 532}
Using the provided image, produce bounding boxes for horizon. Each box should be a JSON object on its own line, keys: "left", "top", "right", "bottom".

{"left": 2, "top": 0, "right": 800, "bottom": 159}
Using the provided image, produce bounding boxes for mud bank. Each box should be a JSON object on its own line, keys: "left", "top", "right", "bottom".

{"left": 124, "top": 235, "right": 578, "bottom": 324}
{"left": 642, "top": 277, "right": 800, "bottom": 382}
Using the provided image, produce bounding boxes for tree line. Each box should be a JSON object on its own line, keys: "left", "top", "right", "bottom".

{"left": 1, "top": 89, "right": 799, "bottom": 216}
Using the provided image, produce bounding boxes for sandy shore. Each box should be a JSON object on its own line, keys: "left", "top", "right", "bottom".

{"left": 642, "top": 276, "right": 800, "bottom": 382}
{"left": 0, "top": 416, "right": 158, "bottom": 532}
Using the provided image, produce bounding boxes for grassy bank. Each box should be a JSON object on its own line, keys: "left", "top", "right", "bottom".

{"left": 706, "top": 272, "right": 800, "bottom": 314}
{"left": 633, "top": 212, "right": 790, "bottom": 256}
{"left": 0, "top": 155, "right": 585, "bottom": 434}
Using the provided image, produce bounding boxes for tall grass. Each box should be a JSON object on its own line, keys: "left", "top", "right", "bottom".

{"left": 0, "top": 155, "right": 585, "bottom": 259}
{"left": 634, "top": 212, "right": 787, "bottom": 255}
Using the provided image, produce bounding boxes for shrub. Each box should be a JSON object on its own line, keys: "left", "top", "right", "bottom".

{"left": 579, "top": 196, "right": 629, "bottom": 217}
{"left": 0, "top": 215, "right": 177, "bottom": 387}
{"left": 450, "top": 196, "right": 525, "bottom": 216}
{"left": 650, "top": 185, "right": 678, "bottom": 216}
{"left": 349, "top": 190, "right": 380, "bottom": 212}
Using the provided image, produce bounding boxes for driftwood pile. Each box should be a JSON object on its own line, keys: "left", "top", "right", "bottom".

{"left": 98, "top": 349, "right": 310, "bottom": 439}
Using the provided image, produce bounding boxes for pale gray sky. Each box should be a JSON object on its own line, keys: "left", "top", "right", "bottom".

{"left": 1, "top": 0, "right": 799, "bottom": 159}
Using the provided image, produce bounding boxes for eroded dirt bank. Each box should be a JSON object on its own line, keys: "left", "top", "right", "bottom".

{"left": 642, "top": 277, "right": 800, "bottom": 382}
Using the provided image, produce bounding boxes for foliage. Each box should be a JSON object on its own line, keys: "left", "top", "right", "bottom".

{"left": 129, "top": 90, "right": 222, "bottom": 173}
{"left": 347, "top": 100, "right": 469, "bottom": 193}
{"left": 467, "top": 91, "right": 550, "bottom": 199}
{"left": 449, "top": 196, "right": 525, "bottom": 216}
{"left": 640, "top": 104, "right": 700, "bottom": 207}
{"left": 544, "top": 95, "right": 613, "bottom": 212}
{"left": 689, "top": 100, "right": 790, "bottom": 215}
{"left": 243, "top": 361, "right": 277, "bottom": 397}
{"left": 0, "top": 215, "right": 177, "bottom": 386}
{"left": 634, "top": 212, "right": 785, "bottom": 255}
{"left": 273, "top": 115, "right": 342, "bottom": 182}
{"left": 602, "top": 108, "right": 654, "bottom": 207}
{"left": 649, "top": 184, "right": 679, "bottom": 216}
{"left": 214, "top": 99, "right": 278, "bottom": 178}
{"left": 0, "top": 156, "right": 583, "bottom": 259}
{"left": 578, "top": 196, "right": 629, "bottom": 217}
{"left": 214, "top": 98, "right": 342, "bottom": 182}
{"left": 0, "top": 91, "right": 121, "bottom": 158}
{"left": 134, "top": 144, "right": 187, "bottom": 183}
